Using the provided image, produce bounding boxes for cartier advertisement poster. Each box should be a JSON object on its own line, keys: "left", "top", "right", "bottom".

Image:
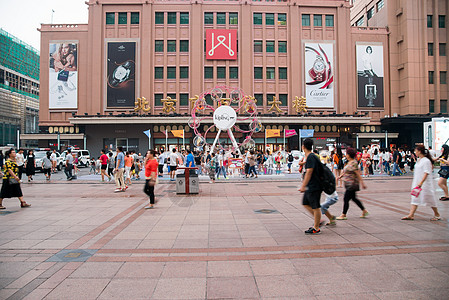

{"left": 357, "top": 44, "right": 384, "bottom": 108}
{"left": 49, "top": 42, "right": 78, "bottom": 109}
{"left": 107, "top": 42, "right": 136, "bottom": 107}
{"left": 304, "top": 42, "right": 334, "bottom": 108}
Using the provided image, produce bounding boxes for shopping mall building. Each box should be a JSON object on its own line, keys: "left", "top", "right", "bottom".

{"left": 32, "top": 0, "right": 396, "bottom": 154}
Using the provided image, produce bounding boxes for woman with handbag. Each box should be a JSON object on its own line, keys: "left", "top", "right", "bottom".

{"left": 402, "top": 145, "right": 440, "bottom": 220}
{"left": 144, "top": 150, "right": 158, "bottom": 209}
{"left": 0, "top": 149, "right": 31, "bottom": 209}
{"left": 437, "top": 144, "right": 449, "bottom": 201}
{"left": 336, "top": 148, "right": 368, "bottom": 220}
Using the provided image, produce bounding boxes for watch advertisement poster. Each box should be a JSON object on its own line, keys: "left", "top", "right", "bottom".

{"left": 357, "top": 44, "right": 384, "bottom": 108}
{"left": 304, "top": 43, "right": 334, "bottom": 108}
{"left": 107, "top": 42, "right": 136, "bottom": 107}
{"left": 49, "top": 42, "right": 78, "bottom": 109}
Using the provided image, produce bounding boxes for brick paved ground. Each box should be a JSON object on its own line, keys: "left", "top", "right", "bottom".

{"left": 0, "top": 174, "right": 448, "bottom": 299}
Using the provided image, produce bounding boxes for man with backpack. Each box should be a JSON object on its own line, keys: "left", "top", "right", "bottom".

{"left": 287, "top": 151, "right": 294, "bottom": 173}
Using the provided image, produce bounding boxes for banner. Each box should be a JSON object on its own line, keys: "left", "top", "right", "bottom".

{"left": 300, "top": 129, "right": 314, "bottom": 138}
{"left": 143, "top": 129, "right": 151, "bottom": 138}
{"left": 285, "top": 129, "right": 297, "bottom": 138}
{"left": 304, "top": 43, "right": 334, "bottom": 108}
{"left": 107, "top": 41, "right": 136, "bottom": 107}
{"left": 206, "top": 29, "right": 237, "bottom": 60}
{"left": 266, "top": 129, "right": 281, "bottom": 138}
{"left": 171, "top": 130, "right": 184, "bottom": 138}
{"left": 49, "top": 42, "right": 78, "bottom": 108}
{"left": 357, "top": 44, "right": 384, "bottom": 108}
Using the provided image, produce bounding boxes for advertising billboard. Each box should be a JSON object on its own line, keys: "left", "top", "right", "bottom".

{"left": 357, "top": 44, "right": 384, "bottom": 108}
{"left": 206, "top": 29, "right": 237, "bottom": 60}
{"left": 304, "top": 43, "right": 334, "bottom": 108}
{"left": 49, "top": 42, "right": 78, "bottom": 109}
{"left": 106, "top": 42, "right": 136, "bottom": 107}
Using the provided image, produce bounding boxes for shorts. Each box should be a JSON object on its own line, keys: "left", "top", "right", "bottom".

{"left": 125, "top": 166, "right": 131, "bottom": 178}
{"left": 43, "top": 168, "right": 51, "bottom": 175}
{"left": 101, "top": 165, "right": 107, "bottom": 170}
{"left": 440, "top": 166, "right": 449, "bottom": 179}
{"left": 302, "top": 190, "right": 322, "bottom": 209}
{"left": 321, "top": 195, "right": 338, "bottom": 214}
{"left": 170, "top": 165, "right": 177, "bottom": 171}
{"left": 399, "top": 162, "right": 405, "bottom": 168}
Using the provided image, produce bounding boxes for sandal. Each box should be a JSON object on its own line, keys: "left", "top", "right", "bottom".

{"left": 439, "top": 197, "right": 449, "bottom": 201}
{"left": 401, "top": 216, "right": 414, "bottom": 220}
{"left": 336, "top": 216, "right": 347, "bottom": 220}
{"left": 20, "top": 202, "right": 31, "bottom": 208}
{"left": 0, "top": 206, "right": 5, "bottom": 210}
{"left": 430, "top": 216, "right": 441, "bottom": 221}
{"left": 360, "top": 211, "right": 369, "bottom": 218}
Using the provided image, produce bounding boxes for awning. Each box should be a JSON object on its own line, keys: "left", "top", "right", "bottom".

{"left": 357, "top": 132, "right": 399, "bottom": 139}
{"left": 20, "top": 134, "right": 85, "bottom": 140}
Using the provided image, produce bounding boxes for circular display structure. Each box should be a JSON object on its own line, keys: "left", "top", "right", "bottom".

{"left": 213, "top": 105, "right": 237, "bottom": 130}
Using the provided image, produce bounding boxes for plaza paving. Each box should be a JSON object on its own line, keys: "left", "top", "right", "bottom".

{"left": 0, "top": 173, "right": 448, "bottom": 299}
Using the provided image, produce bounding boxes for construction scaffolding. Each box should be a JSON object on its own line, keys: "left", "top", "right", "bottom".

{"left": 0, "top": 28, "right": 39, "bottom": 81}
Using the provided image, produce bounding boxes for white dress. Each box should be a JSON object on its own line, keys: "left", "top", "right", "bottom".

{"left": 411, "top": 157, "right": 437, "bottom": 207}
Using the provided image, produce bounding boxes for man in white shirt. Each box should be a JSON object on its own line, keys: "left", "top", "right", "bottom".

{"left": 64, "top": 149, "right": 74, "bottom": 180}
{"left": 15, "top": 149, "right": 25, "bottom": 180}
{"left": 158, "top": 149, "right": 166, "bottom": 177}
{"left": 50, "top": 150, "right": 57, "bottom": 173}
{"left": 169, "top": 148, "right": 178, "bottom": 181}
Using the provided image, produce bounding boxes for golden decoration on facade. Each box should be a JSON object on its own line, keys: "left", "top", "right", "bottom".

{"left": 218, "top": 98, "right": 231, "bottom": 106}
{"left": 189, "top": 95, "right": 205, "bottom": 112}
{"left": 134, "top": 97, "right": 151, "bottom": 112}
{"left": 161, "top": 96, "right": 177, "bottom": 113}
{"left": 268, "top": 96, "right": 283, "bottom": 113}
{"left": 241, "top": 95, "right": 257, "bottom": 113}
{"left": 292, "top": 96, "right": 307, "bottom": 113}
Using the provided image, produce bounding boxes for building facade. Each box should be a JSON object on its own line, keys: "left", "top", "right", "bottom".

{"left": 0, "top": 29, "right": 40, "bottom": 148}
{"left": 351, "top": 0, "right": 448, "bottom": 146}
{"left": 37, "top": 0, "right": 393, "bottom": 154}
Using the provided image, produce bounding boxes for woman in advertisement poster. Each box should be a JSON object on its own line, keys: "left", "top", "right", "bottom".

{"left": 52, "top": 43, "right": 77, "bottom": 72}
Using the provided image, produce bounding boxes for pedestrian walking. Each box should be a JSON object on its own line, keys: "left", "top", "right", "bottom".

{"left": 50, "top": 149, "right": 57, "bottom": 173}
{"left": 107, "top": 152, "right": 115, "bottom": 178}
{"left": 337, "top": 147, "right": 369, "bottom": 220}
{"left": 100, "top": 150, "right": 111, "bottom": 182}
{"left": 208, "top": 153, "right": 216, "bottom": 183}
{"left": 0, "top": 149, "right": 31, "bottom": 209}
{"left": 437, "top": 144, "right": 449, "bottom": 201}
{"left": 321, "top": 191, "right": 338, "bottom": 226}
{"left": 15, "top": 148, "right": 25, "bottom": 180}
{"left": 0, "top": 150, "right": 4, "bottom": 171}
{"left": 402, "top": 145, "right": 441, "bottom": 221}
{"left": 392, "top": 147, "right": 402, "bottom": 176}
{"left": 42, "top": 151, "right": 52, "bottom": 181}
{"left": 287, "top": 151, "right": 294, "bottom": 174}
{"left": 299, "top": 138, "right": 323, "bottom": 235}
{"left": 25, "top": 150, "right": 36, "bottom": 182}
{"left": 169, "top": 148, "right": 178, "bottom": 181}
{"left": 64, "top": 149, "right": 74, "bottom": 180}
{"left": 89, "top": 158, "right": 96, "bottom": 175}
{"left": 275, "top": 152, "right": 282, "bottom": 175}
{"left": 158, "top": 148, "right": 165, "bottom": 177}
{"left": 333, "top": 146, "right": 344, "bottom": 187}
{"left": 114, "top": 147, "right": 126, "bottom": 192}
{"left": 248, "top": 150, "right": 258, "bottom": 178}
{"left": 216, "top": 151, "right": 227, "bottom": 179}
{"left": 144, "top": 150, "right": 158, "bottom": 209}
{"left": 124, "top": 152, "right": 133, "bottom": 186}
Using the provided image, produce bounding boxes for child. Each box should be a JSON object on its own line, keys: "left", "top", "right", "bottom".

{"left": 89, "top": 158, "right": 96, "bottom": 175}
{"left": 321, "top": 191, "right": 339, "bottom": 225}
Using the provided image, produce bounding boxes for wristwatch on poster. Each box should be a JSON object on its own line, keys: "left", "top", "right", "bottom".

{"left": 110, "top": 61, "right": 133, "bottom": 87}
{"left": 309, "top": 55, "right": 326, "bottom": 82}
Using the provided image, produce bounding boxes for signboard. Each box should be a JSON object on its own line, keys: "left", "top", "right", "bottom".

{"left": 304, "top": 42, "right": 334, "bottom": 108}
{"left": 357, "top": 44, "right": 384, "bottom": 108}
{"left": 206, "top": 29, "right": 237, "bottom": 60}
{"left": 107, "top": 41, "right": 136, "bottom": 107}
{"left": 213, "top": 105, "right": 236, "bottom": 130}
{"left": 49, "top": 42, "right": 78, "bottom": 109}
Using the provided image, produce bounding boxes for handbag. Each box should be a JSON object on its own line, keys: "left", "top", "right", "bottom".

{"left": 438, "top": 168, "right": 449, "bottom": 178}
{"left": 8, "top": 177, "right": 19, "bottom": 184}
{"left": 410, "top": 186, "right": 422, "bottom": 197}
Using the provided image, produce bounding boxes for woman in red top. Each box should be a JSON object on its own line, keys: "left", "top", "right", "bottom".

{"left": 100, "top": 150, "right": 111, "bottom": 182}
{"left": 144, "top": 150, "right": 158, "bottom": 209}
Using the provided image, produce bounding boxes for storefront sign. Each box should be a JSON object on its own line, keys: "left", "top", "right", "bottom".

{"left": 304, "top": 42, "right": 334, "bottom": 108}
{"left": 357, "top": 44, "right": 384, "bottom": 108}
{"left": 213, "top": 105, "right": 236, "bottom": 130}
{"left": 206, "top": 29, "right": 237, "bottom": 60}
{"left": 49, "top": 42, "right": 78, "bottom": 109}
{"left": 107, "top": 41, "right": 136, "bottom": 107}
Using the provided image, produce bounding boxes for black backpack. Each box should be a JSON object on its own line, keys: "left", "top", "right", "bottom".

{"left": 313, "top": 155, "right": 336, "bottom": 194}
{"left": 288, "top": 154, "right": 294, "bottom": 162}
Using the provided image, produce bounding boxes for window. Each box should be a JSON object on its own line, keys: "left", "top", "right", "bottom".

{"left": 131, "top": 12, "right": 139, "bottom": 24}
{"left": 441, "top": 100, "right": 448, "bottom": 113}
{"left": 180, "top": 12, "right": 189, "bottom": 24}
{"left": 356, "top": 17, "right": 364, "bottom": 26}
{"left": 253, "top": 13, "right": 262, "bottom": 25}
{"left": 302, "top": 14, "right": 310, "bottom": 26}
{"left": 427, "top": 15, "right": 433, "bottom": 28}
{"left": 266, "top": 41, "right": 275, "bottom": 53}
{"left": 180, "top": 67, "right": 189, "bottom": 79}
{"left": 155, "top": 94, "right": 163, "bottom": 106}
{"left": 180, "top": 40, "right": 189, "bottom": 52}
{"left": 279, "top": 67, "right": 287, "bottom": 80}
{"left": 266, "top": 13, "right": 275, "bottom": 25}
{"left": 254, "top": 94, "right": 263, "bottom": 105}
{"left": 155, "top": 67, "right": 163, "bottom": 79}
{"left": 230, "top": 67, "right": 238, "bottom": 79}
{"left": 155, "top": 12, "right": 164, "bottom": 24}
{"left": 254, "top": 67, "right": 263, "bottom": 79}
{"left": 313, "top": 15, "right": 322, "bottom": 26}
{"left": 325, "top": 15, "right": 334, "bottom": 27}
{"left": 441, "top": 71, "right": 447, "bottom": 84}
{"left": 118, "top": 12, "right": 127, "bottom": 25}
{"left": 204, "top": 12, "right": 213, "bottom": 24}
{"left": 278, "top": 13, "right": 286, "bottom": 25}
{"left": 440, "top": 43, "right": 446, "bottom": 56}
{"left": 428, "top": 43, "right": 434, "bottom": 56}
{"left": 217, "top": 12, "right": 226, "bottom": 25}
{"left": 167, "top": 67, "right": 176, "bottom": 79}
{"left": 278, "top": 41, "right": 287, "bottom": 53}
{"left": 279, "top": 94, "right": 287, "bottom": 106}
{"left": 429, "top": 71, "right": 434, "bottom": 84}
{"left": 229, "top": 13, "right": 238, "bottom": 25}
{"left": 106, "top": 12, "right": 115, "bottom": 25}
{"left": 204, "top": 67, "right": 213, "bottom": 79}
{"left": 167, "top": 40, "right": 176, "bottom": 52}
{"left": 254, "top": 40, "right": 263, "bottom": 52}
{"left": 267, "top": 94, "right": 275, "bottom": 105}
{"left": 439, "top": 15, "right": 446, "bottom": 28}
{"left": 266, "top": 67, "right": 275, "bottom": 79}
{"left": 217, "top": 67, "right": 226, "bottom": 79}
{"left": 367, "top": 7, "right": 374, "bottom": 20}
{"left": 180, "top": 94, "right": 189, "bottom": 106}
{"left": 429, "top": 99, "right": 435, "bottom": 113}
{"left": 377, "top": 0, "right": 384, "bottom": 11}
{"left": 155, "top": 40, "right": 164, "bottom": 52}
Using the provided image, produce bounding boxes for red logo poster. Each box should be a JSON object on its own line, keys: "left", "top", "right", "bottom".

{"left": 206, "top": 29, "right": 237, "bottom": 60}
